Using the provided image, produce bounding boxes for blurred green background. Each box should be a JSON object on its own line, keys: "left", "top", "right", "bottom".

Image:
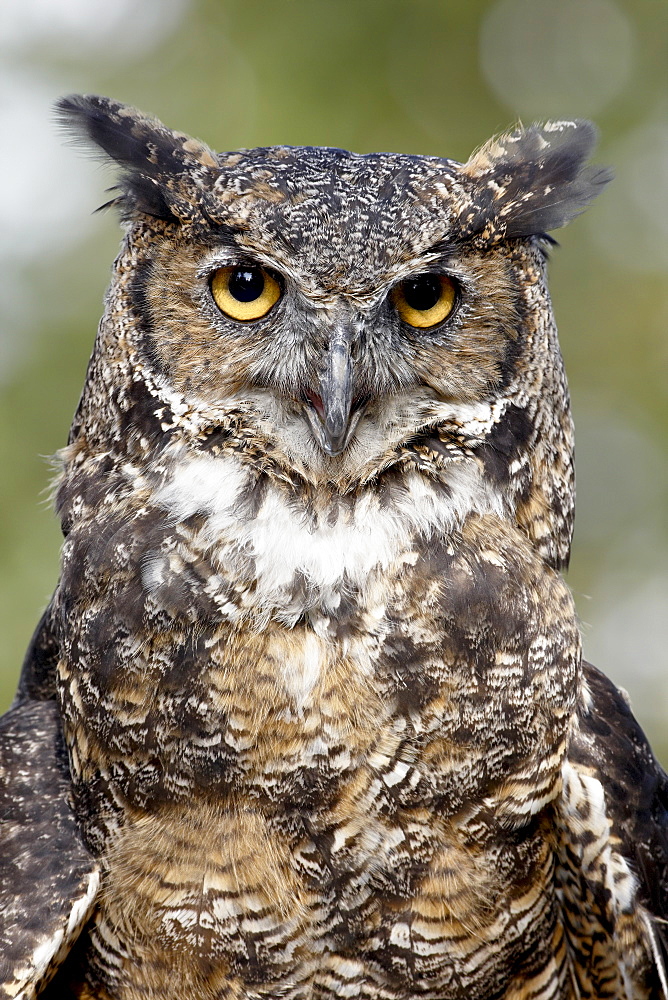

{"left": 1, "top": 0, "right": 666, "bottom": 759}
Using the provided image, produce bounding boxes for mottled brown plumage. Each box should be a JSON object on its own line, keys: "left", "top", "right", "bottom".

{"left": 1, "top": 96, "right": 666, "bottom": 1000}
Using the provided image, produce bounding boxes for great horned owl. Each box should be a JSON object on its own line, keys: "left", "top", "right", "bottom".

{"left": 0, "top": 95, "right": 666, "bottom": 1000}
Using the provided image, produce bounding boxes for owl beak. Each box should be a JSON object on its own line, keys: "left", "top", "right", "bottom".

{"left": 304, "top": 327, "right": 361, "bottom": 456}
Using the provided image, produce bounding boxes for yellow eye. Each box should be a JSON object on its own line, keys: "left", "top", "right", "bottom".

{"left": 211, "top": 266, "right": 281, "bottom": 321}
{"left": 392, "top": 273, "right": 458, "bottom": 329}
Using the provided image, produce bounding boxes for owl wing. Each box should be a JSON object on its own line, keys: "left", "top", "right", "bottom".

{"left": 557, "top": 660, "right": 668, "bottom": 996}
{"left": 0, "top": 612, "right": 99, "bottom": 1000}
{"left": 12, "top": 604, "right": 60, "bottom": 704}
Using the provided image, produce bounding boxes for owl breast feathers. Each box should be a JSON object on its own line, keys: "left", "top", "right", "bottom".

{"left": 1, "top": 96, "right": 667, "bottom": 1000}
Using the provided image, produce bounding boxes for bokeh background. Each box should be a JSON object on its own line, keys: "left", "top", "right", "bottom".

{"left": 1, "top": 0, "right": 666, "bottom": 758}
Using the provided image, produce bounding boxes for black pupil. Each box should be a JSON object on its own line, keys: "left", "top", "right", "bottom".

{"left": 402, "top": 275, "right": 442, "bottom": 311}
{"left": 228, "top": 268, "right": 265, "bottom": 302}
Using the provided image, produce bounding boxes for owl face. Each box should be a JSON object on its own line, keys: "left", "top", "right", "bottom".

{"left": 137, "top": 166, "right": 523, "bottom": 470}
{"left": 57, "top": 96, "right": 610, "bottom": 563}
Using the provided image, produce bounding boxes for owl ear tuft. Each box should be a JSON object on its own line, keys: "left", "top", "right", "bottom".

{"left": 55, "top": 94, "right": 219, "bottom": 223}
{"left": 460, "top": 120, "right": 612, "bottom": 241}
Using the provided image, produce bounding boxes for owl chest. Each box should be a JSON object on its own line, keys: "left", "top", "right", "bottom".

{"left": 57, "top": 465, "right": 578, "bottom": 999}
{"left": 59, "top": 462, "right": 576, "bottom": 824}
{"left": 60, "top": 494, "right": 431, "bottom": 808}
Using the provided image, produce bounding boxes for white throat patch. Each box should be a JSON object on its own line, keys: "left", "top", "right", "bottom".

{"left": 152, "top": 451, "right": 506, "bottom": 618}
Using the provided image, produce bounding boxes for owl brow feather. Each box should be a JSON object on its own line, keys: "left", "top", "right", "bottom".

{"left": 415, "top": 237, "right": 467, "bottom": 261}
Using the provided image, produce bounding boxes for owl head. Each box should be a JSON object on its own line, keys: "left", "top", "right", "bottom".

{"left": 57, "top": 96, "right": 610, "bottom": 570}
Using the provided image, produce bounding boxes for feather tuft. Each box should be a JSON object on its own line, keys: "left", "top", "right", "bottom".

{"left": 460, "top": 119, "right": 612, "bottom": 240}
{"left": 54, "top": 94, "right": 218, "bottom": 223}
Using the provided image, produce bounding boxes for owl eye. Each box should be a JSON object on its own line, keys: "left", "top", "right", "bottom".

{"left": 392, "top": 273, "right": 458, "bottom": 329}
{"left": 211, "top": 266, "right": 281, "bottom": 321}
